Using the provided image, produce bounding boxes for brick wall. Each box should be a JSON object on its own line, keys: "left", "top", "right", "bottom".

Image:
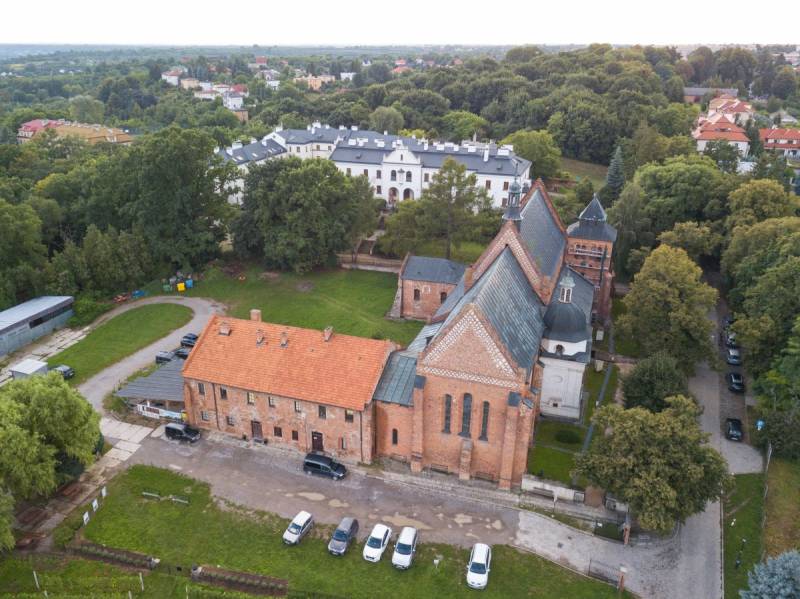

{"left": 183, "top": 378, "right": 372, "bottom": 464}
{"left": 375, "top": 401, "right": 413, "bottom": 461}
{"left": 400, "top": 278, "right": 456, "bottom": 320}
{"left": 565, "top": 236, "right": 614, "bottom": 322}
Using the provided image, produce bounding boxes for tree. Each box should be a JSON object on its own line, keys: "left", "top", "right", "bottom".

{"left": 500, "top": 130, "right": 561, "bottom": 180}
{"left": 657, "top": 221, "right": 721, "bottom": 262}
{"left": 0, "top": 199, "right": 47, "bottom": 309}
{"left": 771, "top": 66, "right": 798, "bottom": 99}
{"left": 607, "top": 183, "right": 654, "bottom": 277}
{"left": 68, "top": 95, "right": 105, "bottom": 124}
{"left": 368, "top": 106, "right": 404, "bottom": 134}
{"left": 622, "top": 351, "right": 689, "bottom": 412}
{"left": 0, "top": 491, "right": 13, "bottom": 551}
{"left": 415, "top": 158, "right": 492, "bottom": 260}
{"left": 619, "top": 245, "right": 717, "bottom": 370}
{"left": 726, "top": 179, "right": 798, "bottom": 232}
{"left": 603, "top": 145, "right": 625, "bottom": 202}
{"left": 231, "top": 157, "right": 379, "bottom": 272}
{"left": 546, "top": 94, "right": 619, "bottom": 163}
{"left": 703, "top": 140, "right": 740, "bottom": 174}
{"left": 574, "top": 178, "right": 594, "bottom": 204}
{"left": 741, "top": 550, "right": 800, "bottom": 599}
{"left": 441, "top": 111, "right": 488, "bottom": 142}
{"left": 504, "top": 46, "right": 543, "bottom": 63}
{"left": 574, "top": 396, "right": 731, "bottom": 534}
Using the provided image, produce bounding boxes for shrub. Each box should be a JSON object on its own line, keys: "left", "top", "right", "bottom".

{"left": 554, "top": 429, "right": 583, "bottom": 445}
{"left": 68, "top": 295, "right": 113, "bottom": 328}
{"left": 53, "top": 508, "right": 85, "bottom": 548}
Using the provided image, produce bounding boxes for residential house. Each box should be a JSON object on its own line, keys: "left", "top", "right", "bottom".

{"left": 294, "top": 74, "right": 336, "bottom": 91}
{"left": 222, "top": 92, "right": 244, "bottom": 110}
{"left": 16, "top": 118, "right": 59, "bottom": 142}
{"left": 760, "top": 127, "right": 800, "bottom": 159}
{"left": 17, "top": 119, "right": 133, "bottom": 145}
{"left": 705, "top": 95, "right": 755, "bottom": 125}
{"left": 161, "top": 69, "right": 183, "bottom": 86}
{"left": 180, "top": 78, "right": 201, "bottom": 90}
{"left": 692, "top": 114, "right": 750, "bottom": 155}
{"left": 340, "top": 72, "right": 357, "bottom": 81}
{"left": 398, "top": 256, "right": 466, "bottom": 320}
{"left": 683, "top": 86, "right": 738, "bottom": 104}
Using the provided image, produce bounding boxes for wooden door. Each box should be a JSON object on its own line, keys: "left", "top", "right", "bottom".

{"left": 251, "top": 420, "right": 263, "bottom": 440}
{"left": 311, "top": 431, "right": 324, "bottom": 452}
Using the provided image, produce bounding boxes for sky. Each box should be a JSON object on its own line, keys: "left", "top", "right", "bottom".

{"left": 2, "top": 0, "right": 791, "bottom": 47}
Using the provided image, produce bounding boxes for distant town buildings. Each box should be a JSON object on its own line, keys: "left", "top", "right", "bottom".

{"left": 760, "top": 128, "right": 800, "bottom": 159}
{"left": 683, "top": 86, "right": 738, "bottom": 104}
{"left": 293, "top": 74, "right": 336, "bottom": 91}
{"left": 17, "top": 119, "right": 133, "bottom": 145}
{"left": 692, "top": 114, "right": 750, "bottom": 155}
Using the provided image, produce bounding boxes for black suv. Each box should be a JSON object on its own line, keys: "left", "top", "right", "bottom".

{"left": 726, "top": 372, "right": 745, "bottom": 393}
{"left": 181, "top": 333, "right": 199, "bottom": 348}
{"left": 165, "top": 422, "right": 201, "bottom": 443}
{"left": 303, "top": 453, "right": 347, "bottom": 480}
{"left": 725, "top": 418, "right": 744, "bottom": 442}
{"left": 51, "top": 364, "right": 75, "bottom": 380}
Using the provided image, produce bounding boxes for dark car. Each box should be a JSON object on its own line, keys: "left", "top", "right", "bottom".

{"left": 155, "top": 350, "right": 174, "bottom": 364}
{"left": 303, "top": 453, "right": 347, "bottom": 480}
{"left": 726, "top": 348, "right": 742, "bottom": 366}
{"left": 51, "top": 364, "right": 75, "bottom": 380}
{"left": 724, "top": 314, "right": 735, "bottom": 327}
{"left": 181, "top": 333, "right": 199, "bottom": 348}
{"left": 164, "top": 422, "right": 201, "bottom": 443}
{"left": 724, "top": 331, "right": 739, "bottom": 349}
{"left": 328, "top": 517, "right": 360, "bottom": 555}
{"left": 173, "top": 347, "right": 190, "bottom": 360}
{"left": 725, "top": 418, "right": 744, "bottom": 442}
{"left": 726, "top": 372, "right": 745, "bottom": 393}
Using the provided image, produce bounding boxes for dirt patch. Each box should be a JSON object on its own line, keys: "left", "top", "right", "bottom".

{"left": 295, "top": 281, "right": 314, "bottom": 293}
{"left": 613, "top": 363, "right": 634, "bottom": 405}
{"left": 259, "top": 271, "right": 280, "bottom": 281}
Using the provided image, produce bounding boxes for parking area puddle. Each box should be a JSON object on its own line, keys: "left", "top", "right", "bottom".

{"left": 381, "top": 513, "right": 432, "bottom": 530}
{"left": 297, "top": 492, "right": 325, "bottom": 501}
{"left": 328, "top": 499, "right": 349, "bottom": 508}
{"left": 453, "top": 513, "right": 473, "bottom": 527}
{"left": 491, "top": 519, "right": 503, "bottom": 530}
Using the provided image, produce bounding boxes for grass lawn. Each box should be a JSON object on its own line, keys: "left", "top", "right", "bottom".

{"left": 527, "top": 446, "right": 577, "bottom": 486}
{"left": 560, "top": 158, "right": 609, "bottom": 189}
{"left": 583, "top": 364, "right": 619, "bottom": 425}
{"left": 534, "top": 420, "right": 585, "bottom": 451}
{"left": 47, "top": 304, "right": 193, "bottom": 385}
{"left": 178, "top": 266, "right": 423, "bottom": 346}
{"left": 764, "top": 458, "right": 800, "bottom": 556}
{"left": 610, "top": 297, "right": 642, "bottom": 359}
{"left": 74, "top": 465, "right": 625, "bottom": 599}
{"left": 0, "top": 554, "right": 248, "bottom": 598}
{"left": 723, "top": 473, "right": 765, "bottom": 599}
{"left": 415, "top": 240, "right": 486, "bottom": 264}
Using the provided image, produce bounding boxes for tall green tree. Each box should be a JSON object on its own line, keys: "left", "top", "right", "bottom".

{"left": 619, "top": 245, "right": 717, "bottom": 370}
{"left": 703, "top": 140, "right": 740, "bottom": 174}
{"left": 574, "top": 396, "right": 731, "bottom": 534}
{"left": 622, "top": 351, "right": 689, "bottom": 412}
{"left": 607, "top": 183, "right": 654, "bottom": 277}
{"left": 501, "top": 130, "right": 561, "bottom": 180}
{"left": 368, "top": 106, "right": 404, "bottom": 134}
{"left": 603, "top": 145, "right": 625, "bottom": 202}
{"left": 441, "top": 111, "right": 488, "bottom": 141}
{"left": 657, "top": 221, "right": 721, "bottom": 262}
{"left": 741, "top": 550, "right": 800, "bottom": 599}
{"left": 726, "top": 179, "right": 798, "bottom": 232}
{"left": 0, "top": 198, "right": 47, "bottom": 309}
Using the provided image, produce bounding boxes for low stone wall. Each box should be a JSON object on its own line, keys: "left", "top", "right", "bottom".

{"left": 521, "top": 474, "right": 585, "bottom": 503}
{"left": 336, "top": 253, "right": 403, "bottom": 273}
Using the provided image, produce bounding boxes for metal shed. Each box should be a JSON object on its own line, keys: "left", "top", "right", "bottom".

{"left": 0, "top": 296, "right": 74, "bottom": 357}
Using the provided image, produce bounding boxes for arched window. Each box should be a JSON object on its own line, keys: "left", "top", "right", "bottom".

{"left": 555, "top": 344, "right": 564, "bottom": 356}
{"left": 443, "top": 395, "right": 452, "bottom": 433}
{"left": 460, "top": 393, "right": 472, "bottom": 437}
{"left": 479, "top": 401, "right": 490, "bottom": 441}
{"left": 413, "top": 288, "right": 421, "bottom": 301}
{"left": 390, "top": 170, "right": 397, "bottom": 181}
{"left": 405, "top": 171, "right": 412, "bottom": 182}
{"left": 392, "top": 428, "right": 398, "bottom": 445}
{"left": 440, "top": 291, "right": 447, "bottom": 304}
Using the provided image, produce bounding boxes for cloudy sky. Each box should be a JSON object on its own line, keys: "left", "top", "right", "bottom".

{"left": 2, "top": 0, "right": 785, "bottom": 46}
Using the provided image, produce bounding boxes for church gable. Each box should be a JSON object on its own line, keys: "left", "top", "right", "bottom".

{"left": 419, "top": 305, "right": 520, "bottom": 387}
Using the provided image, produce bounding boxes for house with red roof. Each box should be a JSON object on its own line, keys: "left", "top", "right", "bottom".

{"left": 706, "top": 95, "right": 755, "bottom": 125}
{"left": 16, "top": 119, "right": 60, "bottom": 143}
{"left": 692, "top": 114, "right": 750, "bottom": 155}
{"left": 760, "top": 127, "right": 800, "bottom": 160}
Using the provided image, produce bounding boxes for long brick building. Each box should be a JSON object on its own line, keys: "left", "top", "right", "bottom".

{"left": 183, "top": 181, "right": 615, "bottom": 490}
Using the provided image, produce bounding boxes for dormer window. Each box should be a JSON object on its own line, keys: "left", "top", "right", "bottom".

{"left": 558, "top": 273, "right": 575, "bottom": 304}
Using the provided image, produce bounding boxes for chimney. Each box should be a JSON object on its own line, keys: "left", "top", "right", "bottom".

{"left": 280, "top": 331, "right": 288, "bottom": 347}
{"left": 250, "top": 309, "right": 262, "bottom": 322}
{"left": 464, "top": 266, "right": 474, "bottom": 291}
{"left": 483, "top": 148, "right": 489, "bottom": 162}
{"left": 256, "top": 328, "right": 265, "bottom": 346}
{"left": 323, "top": 326, "right": 334, "bottom": 342}
{"left": 218, "top": 321, "right": 231, "bottom": 336}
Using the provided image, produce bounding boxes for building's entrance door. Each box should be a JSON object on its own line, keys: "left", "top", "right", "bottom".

{"left": 311, "top": 431, "right": 324, "bottom": 452}
{"left": 251, "top": 420, "right": 263, "bottom": 441}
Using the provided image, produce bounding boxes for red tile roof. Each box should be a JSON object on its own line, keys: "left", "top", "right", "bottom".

{"left": 694, "top": 115, "right": 749, "bottom": 142}
{"left": 760, "top": 128, "right": 800, "bottom": 141}
{"left": 19, "top": 119, "right": 60, "bottom": 133}
{"left": 182, "top": 315, "right": 395, "bottom": 411}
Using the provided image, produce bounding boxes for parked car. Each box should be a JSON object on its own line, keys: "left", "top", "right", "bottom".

{"left": 303, "top": 453, "right": 347, "bottom": 480}
{"left": 328, "top": 517, "right": 359, "bottom": 556}
{"left": 181, "top": 333, "right": 199, "bottom": 348}
{"left": 51, "top": 364, "right": 75, "bottom": 380}
{"left": 724, "top": 331, "right": 739, "bottom": 349}
{"left": 283, "top": 511, "right": 314, "bottom": 545}
{"left": 725, "top": 418, "right": 744, "bottom": 442}
{"left": 173, "top": 347, "right": 190, "bottom": 360}
{"left": 155, "top": 350, "right": 174, "bottom": 364}
{"left": 363, "top": 524, "right": 392, "bottom": 562}
{"left": 164, "top": 422, "right": 201, "bottom": 443}
{"left": 466, "top": 543, "right": 492, "bottom": 590}
{"left": 726, "top": 348, "right": 742, "bottom": 365}
{"left": 724, "top": 314, "right": 735, "bottom": 327}
{"left": 726, "top": 372, "right": 745, "bottom": 393}
{"left": 391, "top": 526, "right": 418, "bottom": 570}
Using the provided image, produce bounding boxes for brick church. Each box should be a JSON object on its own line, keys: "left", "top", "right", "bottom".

{"left": 182, "top": 181, "right": 615, "bottom": 490}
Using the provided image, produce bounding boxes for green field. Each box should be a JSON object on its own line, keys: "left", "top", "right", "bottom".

{"left": 47, "top": 304, "right": 193, "bottom": 385}
{"left": 415, "top": 240, "right": 486, "bottom": 264}
{"left": 764, "top": 458, "right": 800, "bottom": 556}
{"left": 560, "top": 158, "right": 609, "bottom": 189}
{"left": 527, "top": 445, "right": 578, "bottom": 485}
{"left": 62, "top": 465, "right": 627, "bottom": 599}
{"left": 177, "top": 266, "right": 422, "bottom": 346}
{"left": 723, "top": 473, "right": 765, "bottom": 599}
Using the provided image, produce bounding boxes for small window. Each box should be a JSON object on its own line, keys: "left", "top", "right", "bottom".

{"left": 405, "top": 171, "right": 412, "bottom": 182}
{"left": 424, "top": 173, "right": 429, "bottom": 183}
{"left": 485, "top": 180, "right": 491, "bottom": 190}
{"left": 363, "top": 169, "right": 368, "bottom": 176}
{"left": 479, "top": 401, "right": 489, "bottom": 441}
{"left": 376, "top": 169, "right": 382, "bottom": 179}
{"left": 346, "top": 168, "right": 351, "bottom": 176}
{"left": 316, "top": 144, "right": 320, "bottom": 150}
{"left": 247, "top": 391, "right": 255, "bottom": 405}
{"left": 274, "top": 426, "right": 282, "bottom": 438}
{"left": 391, "top": 170, "right": 397, "bottom": 181}
{"left": 226, "top": 415, "right": 235, "bottom": 426}
{"left": 440, "top": 291, "right": 447, "bottom": 304}
{"left": 392, "top": 428, "right": 398, "bottom": 445}
{"left": 503, "top": 181, "right": 509, "bottom": 191}
{"left": 376, "top": 185, "right": 382, "bottom": 194}
{"left": 443, "top": 394, "right": 452, "bottom": 433}
{"left": 268, "top": 396, "right": 276, "bottom": 408}
{"left": 294, "top": 401, "right": 301, "bottom": 413}
{"left": 460, "top": 393, "right": 472, "bottom": 437}
{"left": 345, "top": 409, "right": 354, "bottom": 423}
{"left": 198, "top": 382, "right": 205, "bottom": 396}
{"left": 413, "top": 288, "right": 421, "bottom": 301}
{"left": 292, "top": 430, "right": 299, "bottom": 441}
{"left": 555, "top": 344, "right": 564, "bottom": 356}
{"left": 340, "top": 437, "right": 347, "bottom": 450}
{"left": 201, "top": 411, "right": 210, "bottom": 422}
{"left": 319, "top": 405, "right": 327, "bottom": 419}
{"left": 220, "top": 387, "right": 228, "bottom": 400}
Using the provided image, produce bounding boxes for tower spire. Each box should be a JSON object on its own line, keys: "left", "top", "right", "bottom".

{"left": 502, "top": 168, "right": 523, "bottom": 226}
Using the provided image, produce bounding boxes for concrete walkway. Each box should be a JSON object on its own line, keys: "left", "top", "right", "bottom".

{"left": 77, "top": 296, "right": 224, "bottom": 413}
